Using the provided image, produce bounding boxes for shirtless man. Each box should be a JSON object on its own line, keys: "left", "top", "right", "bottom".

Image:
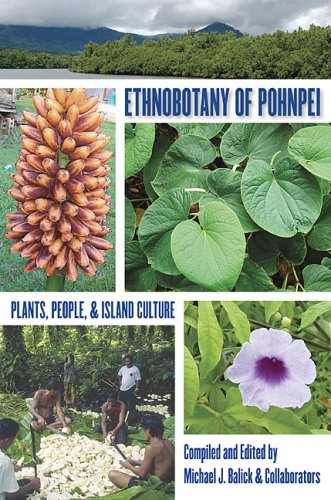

{"left": 30, "top": 380, "right": 71, "bottom": 431}
{"left": 108, "top": 415, "right": 174, "bottom": 489}
{"left": 100, "top": 390, "right": 127, "bottom": 445}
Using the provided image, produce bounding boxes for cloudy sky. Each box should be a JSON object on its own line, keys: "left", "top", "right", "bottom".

{"left": 0, "top": 0, "right": 330, "bottom": 35}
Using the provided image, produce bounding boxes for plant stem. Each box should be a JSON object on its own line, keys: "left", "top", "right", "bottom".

{"left": 282, "top": 272, "right": 289, "bottom": 289}
{"left": 248, "top": 318, "right": 330, "bottom": 351}
{"left": 46, "top": 272, "right": 66, "bottom": 292}
{"left": 130, "top": 198, "right": 150, "bottom": 203}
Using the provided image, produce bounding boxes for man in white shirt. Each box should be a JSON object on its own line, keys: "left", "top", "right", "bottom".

{"left": 118, "top": 354, "right": 141, "bottom": 425}
{"left": 0, "top": 418, "right": 40, "bottom": 499}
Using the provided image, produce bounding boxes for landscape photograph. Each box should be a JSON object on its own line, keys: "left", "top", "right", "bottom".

{"left": 0, "top": 0, "right": 330, "bottom": 78}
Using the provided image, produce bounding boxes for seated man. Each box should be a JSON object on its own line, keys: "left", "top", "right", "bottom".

{"left": 0, "top": 418, "right": 40, "bottom": 499}
{"left": 109, "top": 415, "right": 174, "bottom": 489}
{"left": 99, "top": 390, "right": 127, "bottom": 445}
{"left": 30, "top": 379, "right": 71, "bottom": 431}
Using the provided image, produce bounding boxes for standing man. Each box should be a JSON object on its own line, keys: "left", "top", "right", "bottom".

{"left": 30, "top": 380, "right": 71, "bottom": 431}
{"left": 0, "top": 418, "right": 40, "bottom": 499}
{"left": 118, "top": 354, "right": 141, "bottom": 425}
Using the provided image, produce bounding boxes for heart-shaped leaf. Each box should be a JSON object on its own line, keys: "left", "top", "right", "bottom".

{"left": 241, "top": 157, "right": 322, "bottom": 237}
{"left": 288, "top": 125, "right": 331, "bottom": 180}
{"left": 171, "top": 201, "right": 245, "bottom": 291}
{"left": 221, "top": 123, "right": 292, "bottom": 165}
{"left": 235, "top": 259, "right": 276, "bottom": 291}
{"left": 155, "top": 271, "right": 206, "bottom": 291}
{"left": 307, "top": 195, "right": 331, "bottom": 251}
{"left": 172, "top": 123, "right": 224, "bottom": 139}
{"left": 303, "top": 264, "right": 331, "bottom": 292}
{"left": 138, "top": 189, "right": 193, "bottom": 275}
{"left": 206, "top": 168, "right": 259, "bottom": 232}
{"left": 152, "top": 135, "right": 216, "bottom": 195}
{"left": 248, "top": 232, "right": 306, "bottom": 275}
{"left": 125, "top": 123, "right": 155, "bottom": 179}
{"left": 125, "top": 241, "right": 156, "bottom": 291}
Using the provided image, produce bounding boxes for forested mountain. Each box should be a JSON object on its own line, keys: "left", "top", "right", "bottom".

{"left": 0, "top": 25, "right": 329, "bottom": 78}
{"left": 0, "top": 22, "right": 241, "bottom": 53}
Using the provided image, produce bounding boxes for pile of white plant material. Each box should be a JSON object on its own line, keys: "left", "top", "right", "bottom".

{"left": 16, "top": 433, "right": 144, "bottom": 499}
{"left": 146, "top": 394, "right": 171, "bottom": 402}
{"left": 136, "top": 393, "right": 172, "bottom": 418}
{"left": 80, "top": 410, "right": 100, "bottom": 419}
{"left": 70, "top": 410, "right": 100, "bottom": 419}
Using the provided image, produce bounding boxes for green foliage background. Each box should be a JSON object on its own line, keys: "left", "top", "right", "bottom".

{"left": 0, "top": 324, "right": 174, "bottom": 400}
{"left": 125, "top": 123, "right": 331, "bottom": 292}
{"left": 184, "top": 301, "right": 330, "bottom": 434}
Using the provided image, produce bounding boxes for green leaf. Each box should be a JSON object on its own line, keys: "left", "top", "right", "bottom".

{"left": 220, "top": 302, "right": 250, "bottom": 344}
{"left": 263, "top": 302, "right": 283, "bottom": 322}
{"left": 143, "top": 136, "right": 171, "bottom": 202}
{"left": 321, "top": 257, "right": 331, "bottom": 270}
{"left": 184, "top": 346, "right": 199, "bottom": 420}
{"left": 124, "top": 197, "right": 136, "bottom": 243}
{"left": 241, "top": 157, "right": 322, "bottom": 237}
{"left": 235, "top": 260, "right": 276, "bottom": 291}
{"left": 171, "top": 201, "right": 245, "bottom": 291}
{"left": 184, "top": 304, "right": 199, "bottom": 329}
{"left": 125, "top": 241, "right": 157, "bottom": 292}
{"left": 290, "top": 123, "right": 318, "bottom": 133}
{"left": 221, "top": 123, "right": 292, "bottom": 165}
{"left": 139, "top": 189, "right": 196, "bottom": 275}
{"left": 125, "top": 123, "right": 155, "bottom": 179}
{"left": 317, "top": 178, "right": 330, "bottom": 195}
{"left": 172, "top": 123, "right": 225, "bottom": 139}
{"left": 208, "top": 385, "right": 227, "bottom": 413}
{"left": 288, "top": 125, "right": 331, "bottom": 180}
{"left": 198, "top": 302, "right": 223, "bottom": 379}
{"left": 300, "top": 302, "right": 331, "bottom": 330}
{"left": 187, "top": 404, "right": 247, "bottom": 434}
{"left": 307, "top": 195, "right": 331, "bottom": 251}
{"left": 248, "top": 232, "right": 307, "bottom": 275}
{"left": 206, "top": 169, "right": 259, "bottom": 232}
{"left": 152, "top": 135, "right": 216, "bottom": 195}
{"left": 223, "top": 388, "right": 312, "bottom": 434}
{"left": 155, "top": 271, "right": 205, "bottom": 291}
{"left": 303, "top": 264, "right": 331, "bottom": 292}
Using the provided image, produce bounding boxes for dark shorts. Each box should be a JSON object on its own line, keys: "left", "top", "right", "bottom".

{"left": 128, "top": 477, "right": 139, "bottom": 488}
{"left": 31, "top": 415, "right": 56, "bottom": 425}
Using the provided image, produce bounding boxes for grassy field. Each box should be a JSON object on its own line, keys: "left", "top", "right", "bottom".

{"left": 0, "top": 97, "right": 116, "bottom": 292}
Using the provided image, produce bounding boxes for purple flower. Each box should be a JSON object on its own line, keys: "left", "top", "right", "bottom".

{"left": 226, "top": 328, "right": 316, "bottom": 412}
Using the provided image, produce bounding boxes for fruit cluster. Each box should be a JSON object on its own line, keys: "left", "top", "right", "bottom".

{"left": 6, "top": 88, "right": 113, "bottom": 282}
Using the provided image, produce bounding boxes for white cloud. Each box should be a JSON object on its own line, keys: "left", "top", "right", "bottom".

{"left": 0, "top": 0, "right": 330, "bottom": 35}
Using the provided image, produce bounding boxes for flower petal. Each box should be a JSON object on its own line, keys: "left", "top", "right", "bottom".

{"left": 239, "top": 379, "right": 270, "bottom": 412}
{"left": 266, "top": 378, "right": 312, "bottom": 409}
{"left": 226, "top": 343, "right": 257, "bottom": 383}
{"left": 282, "top": 340, "right": 317, "bottom": 384}
{"left": 250, "top": 328, "right": 293, "bottom": 358}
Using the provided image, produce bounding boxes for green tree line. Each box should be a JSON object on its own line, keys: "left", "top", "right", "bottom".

{"left": 0, "top": 48, "right": 71, "bottom": 69}
{"left": 70, "top": 25, "right": 331, "bottom": 78}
